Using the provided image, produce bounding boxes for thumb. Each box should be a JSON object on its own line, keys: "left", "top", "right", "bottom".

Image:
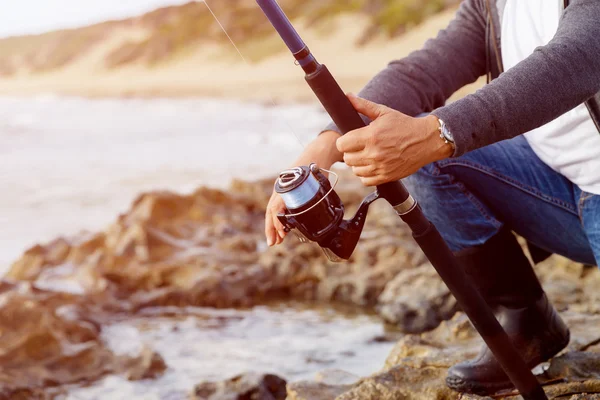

{"left": 347, "top": 93, "right": 387, "bottom": 120}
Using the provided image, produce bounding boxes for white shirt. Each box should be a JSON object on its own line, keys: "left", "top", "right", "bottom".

{"left": 502, "top": 0, "right": 600, "bottom": 195}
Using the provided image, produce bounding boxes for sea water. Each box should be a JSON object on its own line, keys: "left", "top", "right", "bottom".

{"left": 0, "top": 96, "right": 394, "bottom": 399}
{"left": 0, "top": 95, "right": 328, "bottom": 272}
{"left": 65, "top": 305, "right": 396, "bottom": 399}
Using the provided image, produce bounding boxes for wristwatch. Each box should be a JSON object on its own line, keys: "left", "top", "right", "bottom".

{"left": 437, "top": 118, "right": 456, "bottom": 151}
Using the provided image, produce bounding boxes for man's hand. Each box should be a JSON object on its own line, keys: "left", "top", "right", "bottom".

{"left": 265, "top": 130, "right": 343, "bottom": 247}
{"left": 337, "top": 94, "right": 453, "bottom": 186}
{"left": 265, "top": 192, "right": 288, "bottom": 247}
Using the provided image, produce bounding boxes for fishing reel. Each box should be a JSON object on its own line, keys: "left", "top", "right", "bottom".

{"left": 275, "top": 163, "right": 379, "bottom": 262}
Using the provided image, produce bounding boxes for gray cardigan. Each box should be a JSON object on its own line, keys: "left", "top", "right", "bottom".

{"left": 325, "top": 0, "right": 600, "bottom": 157}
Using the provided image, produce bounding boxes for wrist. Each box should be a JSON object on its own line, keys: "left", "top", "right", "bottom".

{"left": 293, "top": 130, "right": 342, "bottom": 169}
{"left": 424, "top": 115, "right": 453, "bottom": 161}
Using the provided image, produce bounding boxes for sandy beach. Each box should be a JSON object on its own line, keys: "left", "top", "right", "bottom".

{"left": 0, "top": 10, "right": 482, "bottom": 102}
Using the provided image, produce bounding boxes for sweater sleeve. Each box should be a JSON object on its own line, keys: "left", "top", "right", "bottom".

{"left": 324, "top": 0, "right": 488, "bottom": 133}
{"left": 433, "top": 0, "right": 600, "bottom": 157}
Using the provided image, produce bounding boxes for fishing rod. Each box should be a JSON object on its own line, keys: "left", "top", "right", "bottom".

{"left": 256, "top": 1, "right": 549, "bottom": 399}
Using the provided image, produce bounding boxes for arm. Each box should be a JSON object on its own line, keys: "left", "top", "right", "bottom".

{"left": 267, "top": 0, "right": 488, "bottom": 244}
{"left": 434, "top": 0, "right": 600, "bottom": 156}
{"left": 325, "top": 0, "right": 488, "bottom": 133}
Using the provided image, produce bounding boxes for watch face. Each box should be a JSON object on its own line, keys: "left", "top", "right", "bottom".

{"left": 442, "top": 125, "right": 454, "bottom": 143}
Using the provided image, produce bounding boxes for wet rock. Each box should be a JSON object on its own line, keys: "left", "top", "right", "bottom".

{"left": 536, "top": 256, "right": 600, "bottom": 315}
{"left": 544, "top": 351, "right": 600, "bottom": 381}
{"left": 6, "top": 172, "right": 600, "bottom": 399}
{"left": 315, "top": 370, "right": 360, "bottom": 386}
{"left": 8, "top": 238, "right": 71, "bottom": 281}
{"left": 287, "top": 381, "right": 353, "bottom": 400}
{"left": 0, "top": 281, "right": 165, "bottom": 394}
{"left": 191, "top": 373, "right": 287, "bottom": 400}
{"left": 7, "top": 174, "right": 420, "bottom": 315}
{"left": 121, "top": 347, "right": 168, "bottom": 381}
{"left": 0, "top": 387, "right": 65, "bottom": 400}
{"left": 289, "top": 314, "right": 473, "bottom": 400}
{"left": 292, "top": 312, "right": 600, "bottom": 400}
{"left": 376, "top": 263, "right": 459, "bottom": 333}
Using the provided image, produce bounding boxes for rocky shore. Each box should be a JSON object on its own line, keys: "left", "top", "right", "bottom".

{"left": 4, "top": 170, "right": 600, "bottom": 399}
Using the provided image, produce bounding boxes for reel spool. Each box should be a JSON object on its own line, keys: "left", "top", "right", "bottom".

{"left": 275, "top": 163, "right": 379, "bottom": 262}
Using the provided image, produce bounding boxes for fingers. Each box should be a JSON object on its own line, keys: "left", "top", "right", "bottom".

{"left": 336, "top": 96, "right": 388, "bottom": 155}
{"left": 265, "top": 194, "right": 288, "bottom": 247}
{"left": 352, "top": 165, "right": 376, "bottom": 177}
{"left": 347, "top": 93, "right": 387, "bottom": 120}
{"left": 336, "top": 128, "right": 368, "bottom": 153}
{"left": 359, "top": 176, "right": 383, "bottom": 187}
{"left": 343, "top": 151, "right": 369, "bottom": 167}
{"left": 265, "top": 208, "right": 278, "bottom": 247}
{"left": 271, "top": 210, "right": 287, "bottom": 244}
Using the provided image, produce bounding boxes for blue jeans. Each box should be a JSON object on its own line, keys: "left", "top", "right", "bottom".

{"left": 403, "top": 135, "right": 600, "bottom": 266}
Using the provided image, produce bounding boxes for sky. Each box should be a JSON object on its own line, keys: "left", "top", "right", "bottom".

{"left": 0, "top": 0, "right": 199, "bottom": 38}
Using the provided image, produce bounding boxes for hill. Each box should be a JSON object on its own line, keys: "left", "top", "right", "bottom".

{"left": 0, "top": 0, "right": 475, "bottom": 101}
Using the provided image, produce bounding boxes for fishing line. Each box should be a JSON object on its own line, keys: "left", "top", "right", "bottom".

{"left": 203, "top": 0, "right": 307, "bottom": 150}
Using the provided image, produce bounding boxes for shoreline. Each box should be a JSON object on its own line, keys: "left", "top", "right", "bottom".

{"left": 0, "top": 78, "right": 341, "bottom": 104}
{"left": 4, "top": 170, "right": 600, "bottom": 399}
{"left": 0, "top": 73, "right": 484, "bottom": 105}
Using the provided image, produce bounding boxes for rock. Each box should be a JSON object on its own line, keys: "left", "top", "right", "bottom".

{"left": 544, "top": 351, "right": 600, "bottom": 381}
{"left": 121, "top": 347, "right": 168, "bottom": 381}
{"left": 6, "top": 173, "right": 422, "bottom": 316}
{"left": 190, "top": 373, "right": 287, "bottom": 400}
{"left": 22, "top": 172, "right": 598, "bottom": 341}
{"left": 536, "top": 256, "right": 600, "bottom": 314}
{"left": 292, "top": 312, "right": 600, "bottom": 400}
{"left": 287, "top": 381, "right": 353, "bottom": 400}
{"left": 7, "top": 238, "right": 70, "bottom": 281}
{"left": 0, "top": 281, "right": 165, "bottom": 394}
{"left": 5, "top": 171, "right": 600, "bottom": 399}
{"left": 376, "top": 263, "right": 459, "bottom": 333}
{"left": 315, "top": 370, "right": 360, "bottom": 386}
{"left": 338, "top": 365, "right": 456, "bottom": 400}
{"left": 0, "top": 387, "right": 65, "bottom": 400}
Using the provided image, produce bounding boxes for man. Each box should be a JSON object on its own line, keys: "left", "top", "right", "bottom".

{"left": 265, "top": 0, "right": 600, "bottom": 396}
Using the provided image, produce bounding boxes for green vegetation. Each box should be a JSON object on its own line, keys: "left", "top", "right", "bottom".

{"left": 0, "top": 0, "right": 459, "bottom": 76}
{"left": 375, "top": 0, "right": 448, "bottom": 36}
{"left": 106, "top": 2, "right": 215, "bottom": 67}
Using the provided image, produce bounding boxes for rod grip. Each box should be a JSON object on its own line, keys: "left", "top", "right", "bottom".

{"left": 305, "top": 64, "right": 366, "bottom": 133}
{"left": 305, "top": 64, "right": 409, "bottom": 206}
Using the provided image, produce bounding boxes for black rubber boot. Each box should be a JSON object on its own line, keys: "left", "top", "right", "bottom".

{"left": 446, "top": 228, "right": 570, "bottom": 396}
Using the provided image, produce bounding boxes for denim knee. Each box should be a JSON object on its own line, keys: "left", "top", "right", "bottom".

{"left": 403, "top": 162, "right": 445, "bottom": 219}
{"left": 403, "top": 160, "right": 503, "bottom": 251}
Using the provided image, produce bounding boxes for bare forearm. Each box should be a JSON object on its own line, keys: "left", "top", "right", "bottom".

{"left": 293, "top": 130, "right": 343, "bottom": 169}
